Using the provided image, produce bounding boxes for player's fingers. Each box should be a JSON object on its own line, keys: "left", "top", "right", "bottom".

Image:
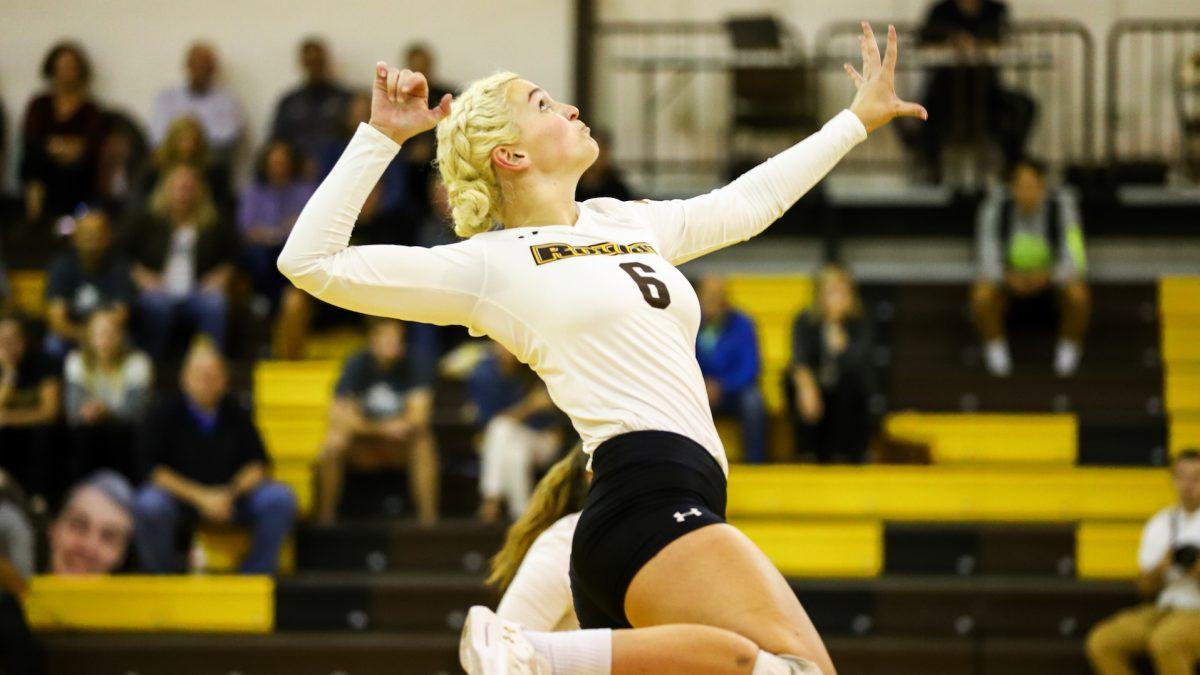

{"left": 844, "top": 63, "right": 865, "bottom": 89}
{"left": 386, "top": 68, "right": 401, "bottom": 102}
{"left": 883, "top": 24, "right": 899, "bottom": 77}
{"left": 374, "top": 61, "right": 389, "bottom": 88}
{"left": 863, "top": 22, "right": 882, "bottom": 71}
{"left": 896, "top": 100, "right": 929, "bottom": 120}
{"left": 859, "top": 36, "right": 872, "bottom": 80}
{"left": 433, "top": 93, "right": 453, "bottom": 119}
{"left": 401, "top": 70, "right": 428, "bottom": 99}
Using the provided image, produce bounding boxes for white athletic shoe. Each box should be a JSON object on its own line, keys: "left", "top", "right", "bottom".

{"left": 460, "top": 605, "right": 551, "bottom": 675}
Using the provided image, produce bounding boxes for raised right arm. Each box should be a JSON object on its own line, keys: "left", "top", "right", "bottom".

{"left": 276, "top": 122, "right": 484, "bottom": 327}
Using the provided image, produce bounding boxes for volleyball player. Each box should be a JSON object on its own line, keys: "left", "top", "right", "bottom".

{"left": 278, "top": 21, "right": 924, "bottom": 674}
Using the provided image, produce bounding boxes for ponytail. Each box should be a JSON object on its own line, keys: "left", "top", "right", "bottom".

{"left": 486, "top": 448, "right": 589, "bottom": 594}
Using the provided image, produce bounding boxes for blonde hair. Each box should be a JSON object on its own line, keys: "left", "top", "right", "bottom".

{"left": 149, "top": 164, "right": 219, "bottom": 230}
{"left": 435, "top": 71, "right": 522, "bottom": 238}
{"left": 810, "top": 262, "right": 863, "bottom": 323}
{"left": 486, "top": 448, "right": 589, "bottom": 594}
{"left": 155, "top": 116, "right": 211, "bottom": 170}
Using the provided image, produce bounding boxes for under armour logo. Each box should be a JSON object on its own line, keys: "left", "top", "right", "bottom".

{"left": 674, "top": 508, "right": 702, "bottom": 523}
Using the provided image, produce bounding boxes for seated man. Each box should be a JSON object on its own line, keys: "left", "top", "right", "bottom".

{"left": 694, "top": 276, "right": 768, "bottom": 464}
{"left": 0, "top": 314, "right": 60, "bottom": 507}
{"left": 910, "top": 0, "right": 1036, "bottom": 178}
{"left": 133, "top": 340, "right": 296, "bottom": 574}
{"left": 318, "top": 319, "right": 438, "bottom": 525}
{"left": 43, "top": 207, "right": 135, "bottom": 361}
{"left": 469, "top": 340, "right": 561, "bottom": 523}
{"left": 971, "top": 158, "right": 1089, "bottom": 377}
{"left": 49, "top": 469, "right": 134, "bottom": 575}
{"left": 1087, "top": 450, "right": 1200, "bottom": 675}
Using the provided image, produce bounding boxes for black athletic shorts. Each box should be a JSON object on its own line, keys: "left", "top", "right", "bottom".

{"left": 568, "top": 430, "right": 727, "bottom": 629}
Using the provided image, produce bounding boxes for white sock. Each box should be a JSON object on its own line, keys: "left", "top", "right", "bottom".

{"left": 753, "top": 651, "right": 821, "bottom": 675}
{"left": 524, "top": 628, "right": 612, "bottom": 675}
{"left": 984, "top": 339, "right": 1011, "bottom": 377}
{"left": 1055, "top": 339, "right": 1081, "bottom": 377}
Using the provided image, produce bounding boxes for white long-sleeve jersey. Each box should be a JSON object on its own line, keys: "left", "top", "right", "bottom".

{"left": 278, "top": 112, "right": 868, "bottom": 474}
{"left": 496, "top": 512, "right": 581, "bottom": 632}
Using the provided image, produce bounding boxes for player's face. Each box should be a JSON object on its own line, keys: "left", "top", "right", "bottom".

{"left": 507, "top": 80, "right": 599, "bottom": 179}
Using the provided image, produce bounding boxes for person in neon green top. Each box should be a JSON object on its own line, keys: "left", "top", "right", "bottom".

{"left": 971, "top": 157, "right": 1089, "bottom": 377}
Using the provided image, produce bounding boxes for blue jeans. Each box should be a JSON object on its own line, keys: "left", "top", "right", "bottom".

{"left": 133, "top": 481, "right": 297, "bottom": 574}
{"left": 137, "top": 289, "right": 227, "bottom": 359}
{"left": 714, "top": 387, "right": 769, "bottom": 464}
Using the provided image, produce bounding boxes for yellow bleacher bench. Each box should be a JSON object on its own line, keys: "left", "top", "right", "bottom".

{"left": 25, "top": 575, "right": 273, "bottom": 633}
{"left": 9, "top": 270, "right": 46, "bottom": 318}
{"left": 733, "top": 519, "right": 882, "bottom": 578}
{"left": 725, "top": 275, "right": 814, "bottom": 414}
{"left": 1076, "top": 521, "right": 1144, "bottom": 580}
{"left": 885, "top": 413, "right": 1077, "bottom": 464}
{"left": 728, "top": 465, "right": 1173, "bottom": 522}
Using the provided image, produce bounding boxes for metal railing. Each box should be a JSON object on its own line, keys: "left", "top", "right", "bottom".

{"left": 1106, "top": 19, "right": 1200, "bottom": 174}
{"left": 591, "top": 18, "right": 1095, "bottom": 191}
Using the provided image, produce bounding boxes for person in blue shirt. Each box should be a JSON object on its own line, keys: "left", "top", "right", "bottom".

{"left": 694, "top": 276, "right": 768, "bottom": 463}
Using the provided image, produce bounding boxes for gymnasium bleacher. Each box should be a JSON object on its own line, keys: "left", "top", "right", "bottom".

{"left": 14, "top": 275, "right": 1188, "bottom": 674}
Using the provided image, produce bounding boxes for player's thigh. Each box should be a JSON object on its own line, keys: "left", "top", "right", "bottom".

{"left": 624, "top": 523, "right": 835, "bottom": 675}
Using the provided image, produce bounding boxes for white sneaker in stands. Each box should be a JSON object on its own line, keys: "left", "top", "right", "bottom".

{"left": 460, "top": 605, "right": 550, "bottom": 675}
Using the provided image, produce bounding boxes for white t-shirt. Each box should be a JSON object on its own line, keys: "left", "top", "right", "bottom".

{"left": 1138, "top": 505, "right": 1200, "bottom": 610}
{"left": 497, "top": 512, "right": 580, "bottom": 632}
{"left": 278, "top": 114, "right": 867, "bottom": 474}
{"left": 162, "top": 225, "right": 198, "bottom": 298}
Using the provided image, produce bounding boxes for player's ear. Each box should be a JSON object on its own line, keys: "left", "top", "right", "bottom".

{"left": 492, "top": 145, "right": 529, "bottom": 172}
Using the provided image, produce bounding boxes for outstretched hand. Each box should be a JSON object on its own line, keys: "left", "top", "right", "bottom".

{"left": 369, "top": 62, "right": 453, "bottom": 146}
{"left": 845, "top": 23, "right": 928, "bottom": 134}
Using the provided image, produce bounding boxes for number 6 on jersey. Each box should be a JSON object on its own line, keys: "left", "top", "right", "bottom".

{"left": 619, "top": 262, "right": 671, "bottom": 309}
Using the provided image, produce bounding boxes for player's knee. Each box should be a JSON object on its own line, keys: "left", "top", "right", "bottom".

{"left": 752, "top": 625, "right": 811, "bottom": 663}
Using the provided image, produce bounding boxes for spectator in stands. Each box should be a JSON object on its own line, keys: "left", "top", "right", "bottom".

{"left": 575, "top": 129, "right": 631, "bottom": 202}
{"left": 129, "top": 164, "right": 237, "bottom": 358}
{"left": 971, "top": 158, "right": 1089, "bottom": 377}
{"left": 64, "top": 310, "right": 152, "bottom": 483}
{"left": 1086, "top": 449, "right": 1200, "bottom": 675}
{"left": 19, "top": 42, "right": 106, "bottom": 227}
{"left": 270, "top": 37, "right": 350, "bottom": 175}
{"left": 93, "top": 112, "right": 149, "bottom": 220}
{"left": 239, "top": 139, "right": 316, "bottom": 316}
{"left": 0, "top": 468, "right": 44, "bottom": 675}
{"left": 141, "top": 116, "right": 232, "bottom": 216}
{"left": 788, "top": 264, "right": 877, "bottom": 464}
{"left": 317, "top": 319, "right": 438, "bottom": 525}
{"left": 909, "top": 0, "right": 1035, "bottom": 179}
{"left": 49, "top": 470, "right": 134, "bottom": 575}
{"left": 397, "top": 44, "right": 457, "bottom": 216}
{"left": 43, "top": 207, "right": 135, "bottom": 361}
{"left": 695, "top": 275, "right": 768, "bottom": 464}
{"left": 0, "top": 314, "right": 60, "bottom": 507}
{"left": 469, "top": 340, "right": 561, "bottom": 523}
{"left": 150, "top": 42, "right": 243, "bottom": 167}
{"left": 134, "top": 340, "right": 296, "bottom": 574}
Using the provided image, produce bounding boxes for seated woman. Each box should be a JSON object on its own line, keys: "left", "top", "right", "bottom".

{"left": 469, "top": 340, "right": 562, "bottom": 523}
{"left": 238, "top": 139, "right": 316, "bottom": 317}
{"left": 787, "top": 263, "right": 878, "bottom": 464}
{"left": 63, "top": 309, "right": 153, "bottom": 483}
{"left": 128, "top": 164, "right": 237, "bottom": 358}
